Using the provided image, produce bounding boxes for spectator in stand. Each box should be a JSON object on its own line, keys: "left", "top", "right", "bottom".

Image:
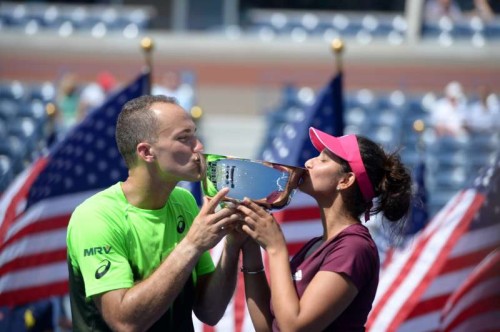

{"left": 424, "top": 0, "right": 463, "bottom": 21}
{"left": 429, "top": 81, "right": 467, "bottom": 137}
{"left": 471, "top": 0, "right": 496, "bottom": 22}
{"left": 464, "top": 85, "right": 500, "bottom": 134}
{"left": 77, "top": 71, "right": 118, "bottom": 123}
{"left": 56, "top": 72, "right": 81, "bottom": 134}
{"left": 152, "top": 70, "right": 195, "bottom": 113}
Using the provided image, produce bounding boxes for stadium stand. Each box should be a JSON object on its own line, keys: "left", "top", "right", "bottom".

{"left": 0, "top": 70, "right": 200, "bottom": 195}
{"left": 421, "top": 15, "right": 500, "bottom": 46}
{"left": 0, "top": 2, "right": 155, "bottom": 38}
{"left": 243, "top": 10, "right": 409, "bottom": 44}
{"left": 0, "top": 80, "right": 55, "bottom": 191}
{"left": 259, "top": 83, "right": 499, "bottom": 218}
{"left": 243, "top": 8, "right": 500, "bottom": 45}
{"left": 0, "top": 1, "right": 498, "bottom": 217}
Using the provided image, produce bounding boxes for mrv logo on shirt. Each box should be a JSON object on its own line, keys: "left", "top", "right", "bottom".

{"left": 84, "top": 246, "right": 112, "bottom": 256}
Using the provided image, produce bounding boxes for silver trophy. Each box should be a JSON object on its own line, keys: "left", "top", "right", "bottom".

{"left": 202, "top": 154, "right": 305, "bottom": 210}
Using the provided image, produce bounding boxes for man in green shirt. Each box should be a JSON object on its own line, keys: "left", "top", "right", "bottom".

{"left": 67, "top": 95, "right": 245, "bottom": 331}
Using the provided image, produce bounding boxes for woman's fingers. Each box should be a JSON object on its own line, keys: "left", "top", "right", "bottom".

{"left": 241, "top": 223, "right": 258, "bottom": 241}
{"left": 241, "top": 198, "right": 272, "bottom": 218}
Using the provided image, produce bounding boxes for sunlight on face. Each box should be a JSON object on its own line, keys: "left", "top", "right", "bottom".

{"left": 149, "top": 103, "right": 204, "bottom": 182}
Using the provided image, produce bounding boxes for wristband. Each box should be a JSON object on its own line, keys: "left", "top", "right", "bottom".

{"left": 240, "top": 266, "right": 265, "bottom": 274}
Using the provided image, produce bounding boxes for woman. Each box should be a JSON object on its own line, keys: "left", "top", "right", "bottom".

{"left": 237, "top": 127, "right": 412, "bottom": 331}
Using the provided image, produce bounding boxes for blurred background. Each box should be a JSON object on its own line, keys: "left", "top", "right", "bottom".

{"left": 0, "top": 1, "right": 499, "bottom": 331}
{"left": 1, "top": 0, "right": 499, "bottom": 216}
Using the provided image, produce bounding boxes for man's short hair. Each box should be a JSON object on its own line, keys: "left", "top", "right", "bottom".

{"left": 116, "top": 95, "right": 178, "bottom": 168}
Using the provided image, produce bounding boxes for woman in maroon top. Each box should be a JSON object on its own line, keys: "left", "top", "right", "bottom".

{"left": 237, "top": 127, "right": 412, "bottom": 331}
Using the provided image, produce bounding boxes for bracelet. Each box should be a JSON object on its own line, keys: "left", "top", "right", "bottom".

{"left": 240, "top": 266, "right": 265, "bottom": 274}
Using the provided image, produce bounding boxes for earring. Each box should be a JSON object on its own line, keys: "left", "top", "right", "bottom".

{"left": 336, "top": 186, "right": 340, "bottom": 191}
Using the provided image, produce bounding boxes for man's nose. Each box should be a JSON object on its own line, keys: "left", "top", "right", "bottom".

{"left": 194, "top": 139, "right": 204, "bottom": 152}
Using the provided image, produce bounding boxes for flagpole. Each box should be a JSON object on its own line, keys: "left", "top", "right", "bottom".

{"left": 413, "top": 119, "right": 425, "bottom": 154}
{"left": 330, "top": 38, "right": 344, "bottom": 73}
{"left": 140, "top": 36, "right": 154, "bottom": 94}
{"left": 330, "top": 38, "right": 345, "bottom": 136}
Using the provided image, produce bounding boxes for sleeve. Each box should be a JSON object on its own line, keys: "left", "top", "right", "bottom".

{"left": 320, "top": 235, "right": 376, "bottom": 291}
{"left": 67, "top": 201, "right": 134, "bottom": 298}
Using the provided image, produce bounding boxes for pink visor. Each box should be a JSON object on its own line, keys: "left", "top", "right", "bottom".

{"left": 309, "top": 127, "right": 375, "bottom": 203}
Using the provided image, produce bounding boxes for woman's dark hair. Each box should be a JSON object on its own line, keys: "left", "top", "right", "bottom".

{"left": 339, "top": 136, "right": 412, "bottom": 228}
{"left": 115, "top": 95, "right": 178, "bottom": 168}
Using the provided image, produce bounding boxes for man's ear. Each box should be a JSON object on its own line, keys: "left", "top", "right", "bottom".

{"left": 137, "top": 142, "right": 155, "bottom": 162}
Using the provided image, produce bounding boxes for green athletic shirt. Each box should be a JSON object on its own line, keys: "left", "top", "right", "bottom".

{"left": 67, "top": 182, "right": 215, "bottom": 331}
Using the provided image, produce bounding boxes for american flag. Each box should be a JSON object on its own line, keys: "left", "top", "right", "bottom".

{"left": 439, "top": 247, "right": 500, "bottom": 331}
{"left": 0, "top": 71, "right": 150, "bottom": 306}
{"left": 260, "top": 73, "right": 344, "bottom": 168}
{"left": 262, "top": 72, "right": 344, "bottom": 257}
{"left": 366, "top": 155, "right": 500, "bottom": 332}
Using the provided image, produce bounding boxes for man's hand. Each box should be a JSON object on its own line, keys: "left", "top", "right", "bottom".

{"left": 186, "top": 188, "right": 242, "bottom": 252}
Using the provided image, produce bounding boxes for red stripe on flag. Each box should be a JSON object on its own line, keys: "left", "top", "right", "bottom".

{"left": 0, "top": 215, "right": 69, "bottom": 251}
{"left": 367, "top": 191, "right": 482, "bottom": 330}
{"left": 440, "top": 246, "right": 497, "bottom": 274}
{"left": 202, "top": 325, "right": 214, "bottom": 332}
{"left": 273, "top": 206, "right": 320, "bottom": 223}
{"left": 0, "top": 280, "right": 68, "bottom": 306}
{"left": 287, "top": 242, "right": 307, "bottom": 257}
{"left": 0, "top": 248, "right": 67, "bottom": 275}
{"left": 448, "top": 270, "right": 500, "bottom": 304}
{"left": 444, "top": 296, "right": 500, "bottom": 331}
{"left": 0, "top": 158, "right": 48, "bottom": 245}
{"left": 367, "top": 199, "right": 455, "bottom": 326}
{"left": 440, "top": 249, "right": 500, "bottom": 331}
{"left": 386, "top": 193, "right": 484, "bottom": 331}
{"left": 406, "top": 294, "right": 448, "bottom": 318}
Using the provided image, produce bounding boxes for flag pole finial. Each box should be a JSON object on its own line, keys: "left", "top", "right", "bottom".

{"left": 330, "top": 38, "right": 344, "bottom": 72}
{"left": 413, "top": 119, "right": 425, "bottom": 133}
{"left": 331, "top": 38, "right": 344, "bottom": 54}
{"left": 140, "top": 36, "right": 154, "bottom": 94}
{"left": 413, "top": 119, "right": 426, "bottom": 153}
{"left": 141, "top": 36, "right": 154, "bottom": 54}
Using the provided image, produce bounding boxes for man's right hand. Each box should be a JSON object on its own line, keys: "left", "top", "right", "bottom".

{"left": 186, "top": 187, "right": 241, "bottom": 252}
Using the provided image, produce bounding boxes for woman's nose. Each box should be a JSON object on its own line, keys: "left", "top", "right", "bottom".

{"left": 304, "top": 159, "right": 313, "bottom": 169}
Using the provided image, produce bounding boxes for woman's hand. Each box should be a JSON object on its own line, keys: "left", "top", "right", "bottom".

{"left": 237, "top": 198, "right": 287, "bottom": 253}
{"left": 224, "top": 219, "right": 250, "bottom": 251}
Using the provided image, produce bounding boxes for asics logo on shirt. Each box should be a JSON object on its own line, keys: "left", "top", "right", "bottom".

{"left": 177, "top": 215, "right": 186, "bottom": 233}
{"left": 95, "top": 259, "right": 111, "bottom": 279}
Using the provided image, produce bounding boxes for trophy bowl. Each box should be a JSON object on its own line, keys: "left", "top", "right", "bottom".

{"left": 202, "top": 154, "right": 305, "bottom": 210}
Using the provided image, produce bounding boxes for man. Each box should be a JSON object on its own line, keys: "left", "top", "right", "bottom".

{"left": 463, "top": 85, "right": 500, "bottom": 133}
{"left": 67, "top": 95, "right": 244, "bottom": 331}
{"left": 429, "top": 81, "right": 467, "bottom": 137}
